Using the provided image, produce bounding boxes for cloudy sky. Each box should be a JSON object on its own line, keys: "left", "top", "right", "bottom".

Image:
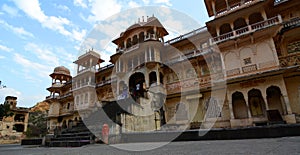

{"left": 0, "top": 0, "right": 210, "bottom": 107}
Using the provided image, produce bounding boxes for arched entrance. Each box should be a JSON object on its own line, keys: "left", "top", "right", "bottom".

{"left": 149, "top": 72, "right": 157, "bottom": 86}
{"left": 62, "top": 120, "right": 67, "bottom": 129}
{"left": 232, "top": 92, "right": 249, "bottom": 119}
{"left": 267, "top": 86, "right": 285, "bottom": 115}
{"left": 220, "top": 23, "right": 232, "bottom": 35}
{"left": 248, "top": 89, "right": 266, "bottom": 117}
{"left": 129, "top": 72, "right": 146, "bottom": 101}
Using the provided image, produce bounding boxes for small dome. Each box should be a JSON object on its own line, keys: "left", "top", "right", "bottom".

{"left": 53, "top": 66, "right": 70, "bottom": 76}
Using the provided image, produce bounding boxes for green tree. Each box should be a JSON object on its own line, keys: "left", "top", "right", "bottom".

{"left": 25, "top": 111, "right": 47, "bottom": 138}
{"left": 0, "top": 103, "right": 14, "bottom": 120}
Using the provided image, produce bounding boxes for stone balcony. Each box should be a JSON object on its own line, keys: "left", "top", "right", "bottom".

{"left": 166, "top": 76, "right": 213, "bottom": 94}
{"left": 211, "top": 15, "right": 282, "bottom": 44}
{"left": 279, "top": 52, "right": 300, "bottom": 67}
{"left": 274, "top": 0, "right": 289, "bottom": 6}
{"left": 59, "top": 109, "right": 74, "bottom": 116}
{"left": 215, "top": 0, "right": 258, "bottom": 18}
{"left": 58, "top": 92, "right": 72, "bottom": 100}
{"left": 281, "top": 17, "right": 300, "bottom": 33}
{"left": 226, "top": 60, "right": 278, "bottom": 78}
{"left": 165, "top": 27, "right": 207, "bottom": 45}
{"left": 46, "top": 95, "right": 59, "bottom": 100}
{"left": 96, "top": 79, "right": 113, "bottom": 88}
{"left": 72, "top": 82, "right": 96, "bottom": 91}
{"left": 77, "top": 68, "right": 97, "bottom": 74}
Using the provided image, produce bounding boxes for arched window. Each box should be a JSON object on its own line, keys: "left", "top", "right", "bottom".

{"left": 220, "top": 23, "right": 232, "bottom": 35}
{"left": 249, "top": 12, "right": 264, "bottom": 25}
{"left": 139, "top": 32, "right": 145, "bottom": 42}
{"left": 267, "top": 86, "right": 285, "bottom": 115}
{"left": 232, "top": 92, "right": 248, "bottom": 119}
{"left": 132, "top": 35, "right": 138, "bottom": 45}
{"left": 149, "top": 72, "right": 157, "bottom": 86}
{"left": 248, "top": 89, "right": 266, "bottom": 117}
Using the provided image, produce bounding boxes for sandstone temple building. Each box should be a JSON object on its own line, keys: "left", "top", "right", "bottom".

{"left": 45, "top": 0, "right": 300, "bottom": 135}
{"left": 0, "top": 96, "right": 29, "bottom": 143}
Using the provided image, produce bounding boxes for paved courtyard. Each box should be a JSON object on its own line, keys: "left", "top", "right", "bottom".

{"left": 1, "top": 137, "right": 300, "bottom": 155}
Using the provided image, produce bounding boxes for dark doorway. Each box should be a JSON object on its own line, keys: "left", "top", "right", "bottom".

{"left": 129, "top": 72, "right": 146, "bottom": 101}
{"left": 232, "top": 92, "right": 249, "bottom": 119}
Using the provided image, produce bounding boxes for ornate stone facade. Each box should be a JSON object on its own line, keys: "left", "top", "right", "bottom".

{"left": 46, "top": 0, "right": 300, "bottom": 134}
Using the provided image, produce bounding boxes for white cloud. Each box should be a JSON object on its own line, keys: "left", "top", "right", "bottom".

{"left": 87, "top": 0, "right": 122, "bottom": 22}
{"left": 24, "top": 43, "right": 59, "bottom": 66}
{"left": 1, "top": 4, "right": 19, "bottom": 17}
{"left": 72, "top": 28, "right": 87, "bottom": 43}
{"left": 0, "top": 55, "right": 5, "bottom": 59}
{"left": 0, "top": 44, "right": 13, "bottom": 52}
{"left": 0, "top": 19, "right": 34, "bottom": 39}
{"left": 154, "top": 0, "right": 172, "bottom": 6}
{"left": 0, "top": 88, "right": 22, "bottom": 104}
{"left": 13, "top": 53, "right": 51, "bottom": 78}
{"left": 73, "top": 0, "right": 88, "bottom": 8}
{"left": 0, "top": 87, "right": 45, "bottom": 107}
{"left": 54, "top": 4, "right": 71, "bottom": 12}
{"left": 142, "top": 0, "right": 150, "bottom": 5}
{"left": 12, "top": 0, "right": 85, "bottom": 42}
{"left": 129, "top": 1, "right": 140, "bottom": 8}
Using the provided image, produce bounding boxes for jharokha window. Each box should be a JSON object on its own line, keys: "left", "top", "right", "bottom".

{"left": 287, "top": 40, "right": 300, "bottom": 54}
{"left": 243, "top": 57, "right": 252, "bottom": 65}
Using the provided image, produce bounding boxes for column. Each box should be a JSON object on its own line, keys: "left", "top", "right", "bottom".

{"left": 156, "top": 66, "right": 160, "bottom": 86}
{"left": 212, "top": 1, "right": 217, "bottom": 16}
{"left": 243, "top": 94, "right": 252, "bottom": 118}
{"left": 145, "top": 68, "right": 150, "bottom": 88}
{"left": 245, "top": 17, "right": 252, "bottom": 31}
{"left": 227, "top": 92, "right": 235, "bottom": 119}
{"left": 283, "top": 95, "right": 292, "bottom": 115}
{"left": 261, "top": 11, "right": 267, "bottom": 21}
{"left": 225, "top": 0, "right": 230, "bottom": 10}
{"left": 261, "top": 90, "right": 269, "bottom": 110}
{"left": 145, "top": 48, "right": 147, "bottom": 62}
{"left": 230, "top": 23, "right": 236, "bottom": 36}
{"left": 280, "top": 80, "right": 293, "bottom": 114}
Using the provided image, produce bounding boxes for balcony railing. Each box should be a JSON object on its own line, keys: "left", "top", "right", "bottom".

{"left": 51, "top": 83, "right": 64, "bottom": 88}
{"left": 58, "top": 92, "right": 72, "bottom": 99}
{"left": 78, "top": 68, "right": 97, "bottom": 74}
{"left": 144, "top": 34, "right": 158, "bottom": 41}
{"left": 72, "top": 82, "right": 95, "bottom": 90}
{"left": 279, "top": 52, "right": 300, "bottom": 67}
{"left": 46, "top": 95, "right": 59, "bottom": 100}
{"left": 98, "top": 64, "right": 114, "bottom": 72}
{"left": 216, "top": 0, "right": 256, "bottom": 17}
{"left": 60, "top": 109, "right": 74, "bottom": 115}
{"left": 96, "top": 79, "right": 112, "bottom": 87}
{"left": 226, "top": 68, "right": 241, "bottom": 77}
{"left": 166, "top": 48, "right": 214, "bottom": 65}
{"left": 165, "top": 27, "right": 207, "bottom": 45}
{"left": 282, "top": 17, "right": 300, "bottom": 32}
{"left": 124, "top": 44, "right": 140, "bottom": 54}
{"left": 274, "top": 0, "right": 289, "bottom": 5}
{"left": 242, "top": 64, "right": 258, "bottom": 73}
{"left": 116, "top": 47, "right": 125, "bottom": 53}
{"left": 212, "top": 15, "right": 282, "bottom": 44}
{"left": 165, "top": 73, "right": 225, "bottom": 94}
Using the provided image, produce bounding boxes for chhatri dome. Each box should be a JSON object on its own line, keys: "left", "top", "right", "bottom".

{"left": 53, "top": 66, "right": 70, "bottom": 76}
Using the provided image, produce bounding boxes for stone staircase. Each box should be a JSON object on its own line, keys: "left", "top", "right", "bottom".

{"left": 46, "top": 121, "right": 96, "bottom": 147}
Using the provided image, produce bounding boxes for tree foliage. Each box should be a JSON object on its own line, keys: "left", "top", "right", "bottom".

{"left": 0, "top": 103, "right": 14, "bottom": 120}
{"left": 25, "top": 111, "right": 47, "bottom": 138}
